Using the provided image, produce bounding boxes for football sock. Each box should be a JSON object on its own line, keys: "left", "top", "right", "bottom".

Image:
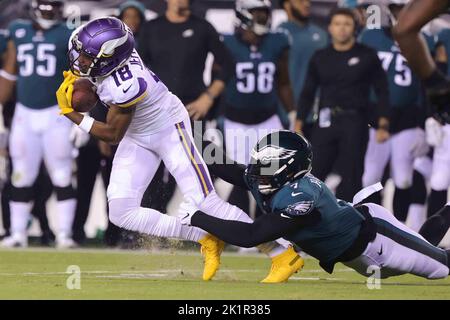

{"left": 419, "top": 205, "right": 450, "bottom": 246}
{"left": 10, "top": 201, "right": 32, "bottom": 235}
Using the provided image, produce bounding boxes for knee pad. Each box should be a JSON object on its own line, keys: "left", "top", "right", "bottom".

{"left": 54, "top": 186, "right": 76, "bottom": 201}
{"left": 11, "top": 168, "right": 35, "bottom": 188}
{"left": 49, "top": 167, "right": 72, "bottom": 187}
{"left": 392, "top": 168, "right": 413, "bottom": 189}
{"left": 430, "top": 171, "right": 450, "bottom": 191}
{"left": 10, "top": 186, "right": 33, "bottom": 202}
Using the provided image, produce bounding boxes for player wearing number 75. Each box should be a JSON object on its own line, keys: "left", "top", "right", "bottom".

{"left": 0, "top": 0, "right": 77, "bottom": 249}
{"left": 57, "top": 17, "right": 304, "bottom": 283}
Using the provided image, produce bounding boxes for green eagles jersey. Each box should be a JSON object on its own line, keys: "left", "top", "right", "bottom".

{"left": 277, "top": 22, "right": 328, "bottom": 105}
{"left": 8, "top": 19, "right": 72, "bottom": 109}
{"left": 437, "top": 28, "right": 450, "bottom": 77}
{"left": 260, "top": 174, "right": 364, "bottom": 265}
{"left": 223, "top": 31, "right": 290, "bottom": 115}
{"left": 359, "top": 27, "right": 435, "bottom": 109}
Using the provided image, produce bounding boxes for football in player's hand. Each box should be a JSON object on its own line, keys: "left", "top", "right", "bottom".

{"left": 72, "top": 78, "right": 98, "bottom": 113}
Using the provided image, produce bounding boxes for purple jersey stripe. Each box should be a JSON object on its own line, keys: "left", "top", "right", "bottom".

{"left": 176, "top": 122, "right": 213, "bottom": 197}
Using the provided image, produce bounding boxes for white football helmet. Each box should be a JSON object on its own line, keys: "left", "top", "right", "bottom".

{"left": 235, "top": 0, "right": 272, "bottom": 36}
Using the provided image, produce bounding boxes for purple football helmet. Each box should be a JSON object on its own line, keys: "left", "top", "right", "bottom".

{"left": 69, "top": 17, "right": 135, "bottom": 77}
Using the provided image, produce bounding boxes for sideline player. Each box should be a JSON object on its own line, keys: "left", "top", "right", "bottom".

{"left": 222, "top": 0, "right": 294, "bottom": 219}
{"left": 360, "top": 0, "right": 431, "bottom": 224}
{"left": 0, "top": 0, "right": 76, "bottom": 248}
{"left": 56, "top": 17, "right": 303, "bottom": 282}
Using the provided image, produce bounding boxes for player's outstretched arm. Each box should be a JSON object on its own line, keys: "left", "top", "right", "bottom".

{"left": 190, "top": 211, "right": 302, "bottom": 248}
{"left": 201, "top": 139, "right": 249, "bottom": 189}
{"left": 393, "top": 0, "right": 448, "bottom": 79}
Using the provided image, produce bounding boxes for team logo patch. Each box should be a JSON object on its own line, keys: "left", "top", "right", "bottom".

{"left": 285, "top": 201, "right": 314, "bottom": 216}
{"left": 251, "top": 145, "right": 296, "bottom": 164}
{"left": 182, "top": 29, "right": 194, "bottom": 38}
{"left": 348, "top": 57, "right": 360, "bottom": 66}
{"left": 15, "top": 28, "right": 26, "bottom": 38}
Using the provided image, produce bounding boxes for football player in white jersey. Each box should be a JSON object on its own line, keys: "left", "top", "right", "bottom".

{"left": 56, "top": 17, "right": 303, "bottom": 282}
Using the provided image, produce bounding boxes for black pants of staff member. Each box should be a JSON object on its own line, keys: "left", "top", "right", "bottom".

{"left": 72, "top": 138, "right": 121, "bottom": 246}
{"left": 310, "top": 112, "right": 369, "bottom": 202}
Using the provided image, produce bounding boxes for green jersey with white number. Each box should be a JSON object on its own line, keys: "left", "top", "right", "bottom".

{"left": 359, "top": 27, "right": 435, "bottom": 109}
{"left": 223, "top": 31, "right": 290, "bottom": 123}
{"left": 8, "top": 19, "right": 71, "bottom": 109}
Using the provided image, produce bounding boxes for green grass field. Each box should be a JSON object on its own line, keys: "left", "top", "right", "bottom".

{"left": 0, "top": 247, "right": 449, "bottom": 299}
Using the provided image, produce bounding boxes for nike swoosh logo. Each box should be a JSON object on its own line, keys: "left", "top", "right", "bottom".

{"left": 291, "top": 191, "right": 303, "bottom": 197}
{"left": 123, "top": 84, "right": 132, "bottom": 93}
{"left": 280, "top": 213, "right": 292, "bottom": 219}
{"left": 377, "top": 246, "right": 383, "bottom": 255}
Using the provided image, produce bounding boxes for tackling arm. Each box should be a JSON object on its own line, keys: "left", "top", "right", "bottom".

{"left": 191, "top": 211, "right": 302, "bottom": 248}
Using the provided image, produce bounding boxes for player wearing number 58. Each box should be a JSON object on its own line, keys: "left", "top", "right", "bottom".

{"left": 0, "top": 0, "right": 77, "bottom": 249}
{"left": 221, "top": 0, "right": 295, "bottom": 220}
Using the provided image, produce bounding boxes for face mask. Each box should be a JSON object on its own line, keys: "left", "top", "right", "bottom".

{"left": 36, "top": 17, "right": 58, "bottom": 29}
{"left": 291, "top": 6, "right": 309, "bottom": 23}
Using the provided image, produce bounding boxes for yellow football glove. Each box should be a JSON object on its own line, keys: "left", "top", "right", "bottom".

{"left": 56, "top": 71, "right": 78, "bottom": 115}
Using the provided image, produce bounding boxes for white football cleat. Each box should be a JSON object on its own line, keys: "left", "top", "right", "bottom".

{"left": 56, "top": 234, "right": 77, "bottom": 249}
{"left": 1, "top": 233, "right": 28, "bottom": 248}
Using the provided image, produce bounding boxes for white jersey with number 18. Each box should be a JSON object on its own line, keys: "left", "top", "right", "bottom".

{"left": 94, "top": 49, "right": 188, "bottom": 136}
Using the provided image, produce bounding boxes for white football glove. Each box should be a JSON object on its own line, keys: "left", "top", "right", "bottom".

{"left": 410, "top": 128, "right": 429, "bottom": 158}
{"left": 70, "top": 125, "right": 90, "bottom": 149}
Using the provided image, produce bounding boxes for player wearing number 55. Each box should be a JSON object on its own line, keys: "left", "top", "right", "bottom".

{"left": 0, "top": 0, "right": 77, "bottom": 249}
{"left": 56, "top": 17, "right": 303, "bottom": 283}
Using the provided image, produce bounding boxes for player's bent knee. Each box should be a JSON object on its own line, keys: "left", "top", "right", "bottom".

{"left": 50, "top": 168, "right": 72, "bottom": 187}
{"left": 430, "top": 174, "right": 450, "bottom": 191}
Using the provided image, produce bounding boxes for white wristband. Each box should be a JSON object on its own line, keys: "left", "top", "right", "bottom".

{"left": 0, "top": 69, "right": 17, "bottom": 81}
{"left": 78, "top": 115, "right": 95, "bottom": 133}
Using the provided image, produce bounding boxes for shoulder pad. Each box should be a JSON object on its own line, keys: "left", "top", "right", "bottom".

{"left": 106, "top": 65, "right": 148, "bottom": 108}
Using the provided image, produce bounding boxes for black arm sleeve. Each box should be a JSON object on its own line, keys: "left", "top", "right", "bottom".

{"left": 369, "top": 50, "right": 390, "bottom": 120}
{"left": 297, "top": 54, "right": 319, "bottom": 121}
{"left": 206, "top": 22, "right": 235, "bottom": 83}
{"left": 202, "top": 140, "right": 249, "bottom": 190}
{"left": 191, "top": 211, "right": 303, "bottom": 247}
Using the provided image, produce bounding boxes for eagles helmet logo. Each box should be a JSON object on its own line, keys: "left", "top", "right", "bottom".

{"left": 251, "top": 144, "right": 297, "bottom": 165}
